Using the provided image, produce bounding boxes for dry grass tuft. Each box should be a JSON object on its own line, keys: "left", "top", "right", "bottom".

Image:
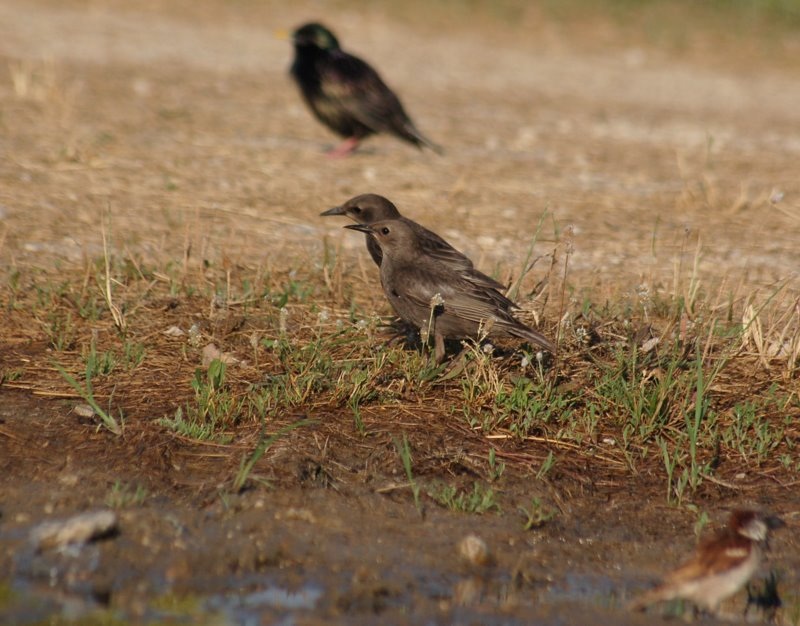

{"left": 2, "top": 235, "right": 798, "bottom": 503}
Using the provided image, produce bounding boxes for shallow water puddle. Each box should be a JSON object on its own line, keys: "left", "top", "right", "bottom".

{"left": 0, "top": 568, "right": 630, "bottom": 625}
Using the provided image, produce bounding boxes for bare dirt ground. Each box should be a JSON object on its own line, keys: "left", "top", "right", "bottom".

{"left": 1, "top": 1, "right": 800, "bottom": 624}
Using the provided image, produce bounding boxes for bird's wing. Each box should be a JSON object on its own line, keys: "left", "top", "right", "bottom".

{"left": 394, "top": 268, "right": 451, "bottom": 309}
{"left": 320, "top": 52, "right": 410, "bottom": 134}
{"left": 393, "top": 263, "right": 552, "bottom": 349}
{"left": 664, "top": 535, "right": 752, "bottom": 583}
{"left": 410, "top": 225, "right": 473, "bottom": 269}
{"left": 399, "top": 270, "right": 510, "bottom": 326}
{"left": 408, "top": 222, "right": 510, "bottom": 293}
{"left": 465, "top": 269, "right": 513, "bottom": 299}
{"left": 442, "top": 290, "right": 518, "bottom": 327}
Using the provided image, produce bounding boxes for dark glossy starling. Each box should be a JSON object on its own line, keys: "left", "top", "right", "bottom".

{"left": 289, "top": 22, "right": 442, "bottom": 157}
{"left": 345, "top": 220, "right": 556, "bottom": 363}
{"left": 322, "top": 193, "right": 509, "bottom": 295}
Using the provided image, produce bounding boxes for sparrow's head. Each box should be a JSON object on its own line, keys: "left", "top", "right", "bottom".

{"left": 730, "top": 510, "right": 784, "bottom": 542}
{"left": 321, "top": 194, "right": 401, "bottom": 225}
{"left": 292, "top": 23, "right": 340, "bottom": 52}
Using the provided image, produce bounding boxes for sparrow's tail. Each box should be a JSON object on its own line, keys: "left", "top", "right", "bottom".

{"left": 625, "top": 585, "right": 674, "bottom": 612}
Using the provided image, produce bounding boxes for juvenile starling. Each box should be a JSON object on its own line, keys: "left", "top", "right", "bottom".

{"left": 322, "top": 193, "right": 508, "bottom": 294}
{"left": 289, "top": 22, "right": 442, "bottom": 157}
{"left": 345, "top": 220, "right": 555, "bottom": 363}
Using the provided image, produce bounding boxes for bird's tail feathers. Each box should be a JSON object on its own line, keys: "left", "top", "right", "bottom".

{"left": 404, "top": 123, "right": 444, "bottom": 155}
{"left": 511, "top": 325, "right": 556, "bottom": 353}
{"left": 625, "top": 585, "right": 674, "bottom": 612}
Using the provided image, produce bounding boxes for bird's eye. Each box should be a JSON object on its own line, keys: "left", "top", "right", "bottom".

{"left": 381, "top": 227, "right": 390, "bottom": 235}
{"left": 352, "top": 206, "right": 362, "bottom": 214}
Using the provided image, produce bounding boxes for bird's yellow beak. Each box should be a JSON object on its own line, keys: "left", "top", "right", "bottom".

{"left": 274, "top": 29, "right": 290, "bottom": 41}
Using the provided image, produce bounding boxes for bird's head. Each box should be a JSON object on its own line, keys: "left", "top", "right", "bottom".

{"left": 344, "top": 219, "right": 413, "bottom": 256}
{"left": 292, "top": 23, "right": 341, "bottom": 51}
{"left": 321, "top": 194, "right": 401, "bottom": 224}
{"left": 730, "top": 509, "right": 784, "bottom": 542}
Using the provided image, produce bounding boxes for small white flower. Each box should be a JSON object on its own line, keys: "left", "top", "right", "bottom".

{"left": 430, "top": 293, "right": 445, "bottom": 307}
{"left": 420, "top": 321, "right": 431, "bottom": 342}
{"left": 188, "top": 323, "right": 201, "bottom": 347}
{"left": 279, "top": 307, "right": 289, "bottom": 334}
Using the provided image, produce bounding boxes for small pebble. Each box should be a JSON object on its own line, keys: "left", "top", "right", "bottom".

{"left": 458, "top": 534, "right": 490, "bottom": 566}
{"left": 30, "top": 510, "right": 117, "bottom": 551}
{"left": 73, "top": 404, "right": 95, "bottom": 418}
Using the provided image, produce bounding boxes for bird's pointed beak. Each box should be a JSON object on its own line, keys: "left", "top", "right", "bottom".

{"left": 320, "top": 205, "right": 346, "bottom": 217}
{"left": 344, "top": 224, "right": 374, "bottom": 234}
{"left": 274, "top": 29, "right": 290, "bottom": 41}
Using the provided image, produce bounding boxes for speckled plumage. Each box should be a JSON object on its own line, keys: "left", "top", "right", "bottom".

{"left": 290, "top": 23, "right": 441, "bottom": 156}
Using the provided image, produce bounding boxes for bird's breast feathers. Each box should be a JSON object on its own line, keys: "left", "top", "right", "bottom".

{"left": 667, "top": 537, "right": 756, "bottom": 584}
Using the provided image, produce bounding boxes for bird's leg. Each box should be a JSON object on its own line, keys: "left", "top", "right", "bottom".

{"left": 744, "top": 584, "right": 755, "bottom": 619}
{"left": 694, "top": 605, "right": 716, "bottom": 620}
{"left": 440, "top": 343, "right": 470, "bottom": 378}
{"left": 326, "top": 137, "right": 360, "bottom": 158}
{"left": 434, "top": 332, "right": 446, "bottom": 364}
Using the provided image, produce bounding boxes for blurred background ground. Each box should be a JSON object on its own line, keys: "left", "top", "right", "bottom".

{"left": 1, "top": 0, "right": 799, "bottom": 292}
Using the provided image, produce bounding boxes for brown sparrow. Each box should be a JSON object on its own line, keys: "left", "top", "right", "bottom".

{"left": 629, "top": 509, "right": 784, "bottom": 615}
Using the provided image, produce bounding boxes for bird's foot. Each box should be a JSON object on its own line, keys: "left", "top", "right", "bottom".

{"left": 326, "top": 137, "right": 360, "bottom": 158}
{"left": 438, "top": 347, "right": 469, "bottom": 380}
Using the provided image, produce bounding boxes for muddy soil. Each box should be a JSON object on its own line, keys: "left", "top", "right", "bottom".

{"left": 1, "top": 1, "right": 799, "bottom": 624}
{"left": 3, "top": 391, "right": 795, "bottom": 625}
